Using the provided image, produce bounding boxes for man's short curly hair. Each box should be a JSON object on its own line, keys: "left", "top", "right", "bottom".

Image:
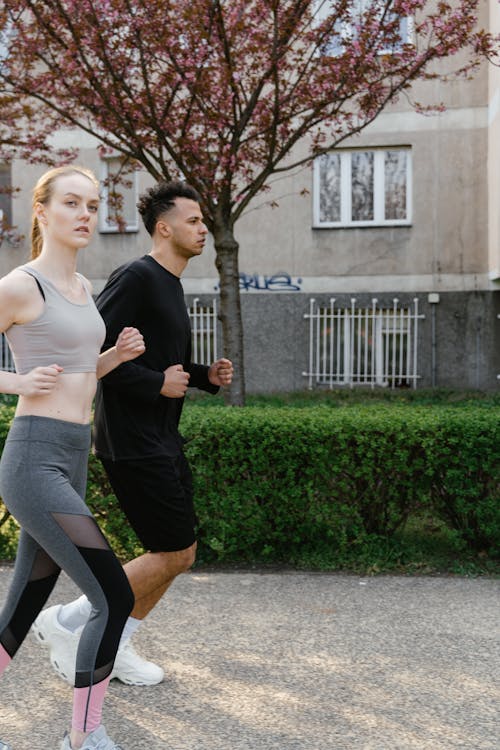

{"left": 137, "top": 181, "right": 202, "bottom": 236}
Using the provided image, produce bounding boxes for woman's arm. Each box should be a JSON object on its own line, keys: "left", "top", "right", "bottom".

{"left": 96, "top": 327, "right": 145, "bottom": 380}
{"left": 0, "top": 270, "right": 63, "bottom": 396}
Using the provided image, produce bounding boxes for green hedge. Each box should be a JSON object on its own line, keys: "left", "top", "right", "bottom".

{"left": 182, "top": 406, "right": 500, "bottom": 563}
{"left": 0, "top": 404, "right": 499, "bottom": 566}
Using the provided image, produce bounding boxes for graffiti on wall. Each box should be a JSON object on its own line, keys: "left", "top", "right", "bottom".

{"left": 239, "top": 272, "right": 302, "bottom": 292}
{"left": 213, "top": 272, "right": 302, "bottom": 293}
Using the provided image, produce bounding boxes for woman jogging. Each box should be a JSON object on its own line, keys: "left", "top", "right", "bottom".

{"left": 0, "top": 165, "right": 144, "bottom": 750}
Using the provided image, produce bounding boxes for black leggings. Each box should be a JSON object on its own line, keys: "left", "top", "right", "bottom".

{"left": 0, "top": 415, "right": 134, "bottom": 731}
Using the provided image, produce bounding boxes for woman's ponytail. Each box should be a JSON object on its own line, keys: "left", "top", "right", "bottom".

{"left": 30, "top": 215, "right": 43, "bottom": 259}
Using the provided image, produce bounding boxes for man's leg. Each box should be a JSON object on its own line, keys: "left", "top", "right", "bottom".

{"left": 124, "top": 543, "right": 197, "bottom": 620}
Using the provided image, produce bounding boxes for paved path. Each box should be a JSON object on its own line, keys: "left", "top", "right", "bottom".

{"left": 0, "top": 567, "right": 498, "bottom": 750}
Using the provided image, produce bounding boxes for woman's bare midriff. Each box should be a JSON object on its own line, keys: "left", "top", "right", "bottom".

{"left": 15, "top": 372, "right": 98, "bottom": 424}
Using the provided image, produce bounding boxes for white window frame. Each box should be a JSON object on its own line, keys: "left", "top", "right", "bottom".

{"left": 0, "top": 21, "right": 12, "bottom": 68}
{"left": 314, "top": 0, "right": 413, "bottom": 57}
{"left": 0, "top": 163, "right": 12, "bottom": 228}
{"left": 313, "top": 147, "right": 412, "bottom": 228}
{"left": 99, "top": 156, "right": 139, "bottom": 233}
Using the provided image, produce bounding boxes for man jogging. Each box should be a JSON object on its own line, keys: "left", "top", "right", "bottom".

{"left": 33, "top": 181, "right": 233, "bottom": 686}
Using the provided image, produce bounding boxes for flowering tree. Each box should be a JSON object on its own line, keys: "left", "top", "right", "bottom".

{"left": 0, "top": 0, "right": 498, "bottom": 404}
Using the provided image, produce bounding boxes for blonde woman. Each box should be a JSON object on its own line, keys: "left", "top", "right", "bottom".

{"left": 0, "top": 166, "right": 144, "bottom": 750}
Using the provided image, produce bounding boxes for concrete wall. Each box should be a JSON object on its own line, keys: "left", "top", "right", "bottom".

{"left": 488, "top": 0, "right": 500, "bottom": 280}
{"left": 1, "top": 14, "right": 494, "bottom": 296}
{"left": 4, "top": 105, "right": 493, "bottom": 298}
{"left": 1, "top": 5, "right": 498, "bottom": 394}
{"left": 232, "top": 116, "right": 489, "bottom": 285}
{"left": 187, "top": 290, "right": 500, "bottom": 394}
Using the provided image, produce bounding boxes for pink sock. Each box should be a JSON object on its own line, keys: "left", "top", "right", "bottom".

{"left": 0, "top": 643, "right": 12, "bottom": 675}
{"left": 72, "top": 676, "right": 111, "bottom": 732}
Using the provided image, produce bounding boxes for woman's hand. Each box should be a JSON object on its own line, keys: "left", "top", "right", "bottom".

{"left": 19, "top": 364, "right": 64, "bottom": 396}
{"left": 115, "top": 327, "right": 145, "bottom": 363}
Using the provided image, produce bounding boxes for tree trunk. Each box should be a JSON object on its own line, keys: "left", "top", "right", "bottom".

{"left": 213, "top": 216, "right": 246, "bottom": 406}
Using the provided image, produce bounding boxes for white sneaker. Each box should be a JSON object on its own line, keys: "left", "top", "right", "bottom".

{"left": 111, "top": 641, "right": 164, "bottom": 686}
{"left": 32, "top": 604, "right": 80, "bottom": 685}
{"left": 33, "top": 605, "right": 164, "bottom": 687}
{"left": 0, "top": 740, "right": 13, "bottom": 750}
{"left": 60, "top": 724, "right": 123, "bottom": 749}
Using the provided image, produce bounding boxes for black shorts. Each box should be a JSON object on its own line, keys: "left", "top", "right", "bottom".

{"left": 100, "top": 452, "right": 197, "bottom": 553}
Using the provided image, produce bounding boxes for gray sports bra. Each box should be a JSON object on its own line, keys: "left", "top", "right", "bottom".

{"left": 4, "top": 266, "right": 106, "bottom": 375}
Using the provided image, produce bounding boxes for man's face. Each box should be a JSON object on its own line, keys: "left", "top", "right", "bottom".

{"left": 160, "top": 198, "right": 208, "bottom": 259}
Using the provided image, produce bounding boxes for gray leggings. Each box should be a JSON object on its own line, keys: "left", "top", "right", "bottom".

{"left": 0, "top": 415, "right": 133, "bottom": 691}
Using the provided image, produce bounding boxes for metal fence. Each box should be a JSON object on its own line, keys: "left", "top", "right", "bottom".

{"left": 303, "top": 297, "right": 424, "bottom": 389}
{"left": 0, "top": 334, "right": 14, "bottom": 372}
{"left": 188, "top": 297, "right": 218, "bottom": 366}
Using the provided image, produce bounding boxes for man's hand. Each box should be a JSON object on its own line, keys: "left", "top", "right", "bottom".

{"left": 161, "top": 364, "right": 190, "bottom": 398}
{"left": 208, "top": 358, "right": 234, "bottom": 387}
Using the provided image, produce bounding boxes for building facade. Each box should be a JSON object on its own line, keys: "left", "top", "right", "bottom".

{"left": 1, "top": 1, "right": 499, "bottom": 393}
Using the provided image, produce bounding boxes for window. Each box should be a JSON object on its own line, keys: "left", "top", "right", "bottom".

{"left": 0, "top": 21, "right": 12, "bottom": 69}
{"left": 314, "top": 0, "right": 413, "bottom": 57}
{"left": 0, "top": 164, "right": 12, "bottom": 227}
{"left": 303, "top": 298, "right": 424, "bottom": 388}
{"left": 313, "top": 147, "right": 412, "bottom": 227}
{"left": 99, "top": 157, "right": 139, "bottom": 233}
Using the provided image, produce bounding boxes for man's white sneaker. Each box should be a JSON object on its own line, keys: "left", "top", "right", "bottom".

{"left": 0, "top": 740, "right": 13, "bottom": 750}
{"left": 111, "top": 641, "right": 164, "bottom": 686}
{"left": 32, "top": 604, "right": 80, "bottom": 685}
{"left": 60, "top": 725, "right": 123, "bottom": 749}
{"left": 33, "top": 604, "right": 164, "bottom": 687}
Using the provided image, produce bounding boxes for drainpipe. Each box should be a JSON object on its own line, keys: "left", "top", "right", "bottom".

{"left": 428, "top": 293, "right": 440, "bottom": 388}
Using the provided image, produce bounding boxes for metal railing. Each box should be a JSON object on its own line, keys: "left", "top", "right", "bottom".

{"left": 303, "top": 297, "right": 424, "bottom": 389}
{"left": 188, "top": 298, "right": 218, "bottom": 365}
{"left": 0, "top": 335, "right": 14, "bottom": 372}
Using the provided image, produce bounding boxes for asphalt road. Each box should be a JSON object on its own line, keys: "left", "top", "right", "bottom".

{"left": 0, "top": 567, "right": 498, "bottom": 750}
